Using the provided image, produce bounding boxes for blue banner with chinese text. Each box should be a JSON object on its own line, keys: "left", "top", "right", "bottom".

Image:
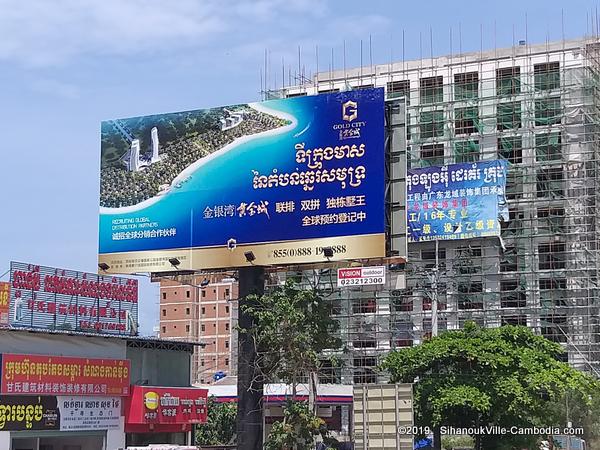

{"left": 407, "top": 160, "right": 508, "bottom": 242}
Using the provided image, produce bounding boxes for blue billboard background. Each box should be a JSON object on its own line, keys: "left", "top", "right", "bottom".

{"left": 99, "top": 89, "right": 385, "bottom": 257}
{"left": 407, "top": 160, "right": 508, "bottom": 242}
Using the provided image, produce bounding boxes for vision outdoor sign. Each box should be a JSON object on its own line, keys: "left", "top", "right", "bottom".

{"left": 98, "top": 89, "right": 386, "bottom": 273}
{"left": 337, "top": 266, "right": 386, "bottom": 287}
{"left": 9, "top": 261, "right": 138, "bottom": 335}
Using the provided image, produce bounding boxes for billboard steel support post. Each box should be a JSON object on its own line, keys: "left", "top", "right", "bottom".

{"left": 236, "top": 266, "right": 265, "bottom": 450}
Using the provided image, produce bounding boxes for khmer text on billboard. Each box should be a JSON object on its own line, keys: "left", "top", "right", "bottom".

{"left": 9, "top": 262, "right": 138, "bottom": 335}
{"left": 98, "top": 88, "right": 385, "bottom": 272}
{"left": 407, "top": 160, "right": 508, "bottom": 242}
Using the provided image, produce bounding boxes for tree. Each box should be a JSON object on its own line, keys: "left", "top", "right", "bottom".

{"left": 380, "top": 322, "right": 598, "bottom": 450}
{"left": 196, "top": 397, "right": 237, "bottom": 446}
{"left": 240, "top": 278, "right": 341, "bottom": 450}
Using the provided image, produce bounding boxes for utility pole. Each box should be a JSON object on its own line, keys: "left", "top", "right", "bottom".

{"left": 431, "top": 239, "right": 439, "bottom": 337}
{"left": 236, "top": 266, "right": 265, "bottom": 450}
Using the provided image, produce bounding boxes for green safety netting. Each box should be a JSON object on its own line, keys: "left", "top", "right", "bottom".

{"left": 453, "top": 140, "right": 480, "bottom": 163}
{"left": 497, "top": 76, "right": 521, "bottom": 97}
{"left": 498, "top": 136, "right": 522, "bottom": 163}
{"left": 497, "top": 102, "right": 522, "bottom": 130}
{"left": 535, "top": 132, "right": 562, "bottom": 161}
{"left": 454, "top": 81, "right": 478, "bottom": 101}
{"left": 534, "top": 71, "right": 561, "bottom": 91}
{"left": 534, "top": 98, "right": 562, "bottom": 125}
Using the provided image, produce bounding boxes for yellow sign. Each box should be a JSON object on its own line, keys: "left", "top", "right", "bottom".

{"left": 0, "top": 283, "right": 9, "bottom": 326}
{"left": 144, "top": 391, "right": 159, "bottom": 410}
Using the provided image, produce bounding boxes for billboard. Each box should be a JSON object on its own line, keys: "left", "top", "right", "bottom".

{"left": 0, "top": 282, "right": 9, "bottom": 326}
{"left": 125, "top": 386, "right": 208, "bottom": 426}
{"left": 1, "top": 353, "right": 130, "bottom": 396}
{"left": 9, "top": 261, "right": 138, "bottom": 335}
{"left": 0, "top": 395, "right": 121, "bottom": 431}
{"left": 99, "top": 88, "right": 385, "bottom": 273}
{"left": 407, "top": 160, "right": 508, "bottom": 242}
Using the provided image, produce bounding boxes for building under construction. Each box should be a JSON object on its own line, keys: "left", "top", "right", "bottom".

{"left": 273, "top": 37, "right": 600, "bottom": 382}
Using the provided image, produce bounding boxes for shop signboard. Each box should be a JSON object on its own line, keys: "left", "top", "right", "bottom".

{"left": 0, "top": 282, "right": 9, "bottom": 326}
{"left": 99, "top": 88, "right": 386, "bottom": 273}
{"left": 126, "top": 386, "right": 208, "bottom": 426}
{"left": 1, "top": 353, "right": 130, "bottom": 396}
{"left": 0, "top": 395, "right": 59, "bottom": 431}
{"left": 0, "top": 395, "right": 121, "bottom": 431}
{"left": 57, "top": 396, "right": 121, "bottom": 431}
{"left": 337, "top": 266, "right": 386, "bottom": 287}
{"left": 9, "top": 261, "right": 138, "bottom": 336}
{"left": 407, "top": 160, "right": 508, "bottom": 242}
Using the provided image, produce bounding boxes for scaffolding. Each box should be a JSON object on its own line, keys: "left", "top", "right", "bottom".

{"left": 273, "top": 37, "right": 600, "bottom": 382}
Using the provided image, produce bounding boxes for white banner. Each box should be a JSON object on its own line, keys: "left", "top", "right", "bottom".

{"left": 58, "top": 396, "right": 121, "bottom": 431}
{"left": 337, "top": 266, "right": 386, "bottom": 287}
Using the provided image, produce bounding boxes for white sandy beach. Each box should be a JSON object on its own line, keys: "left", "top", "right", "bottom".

{"left": 99, "top": 103, "right": 297, "bottom": 215}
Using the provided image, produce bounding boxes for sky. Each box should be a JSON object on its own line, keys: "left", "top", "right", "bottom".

{"left": 0, "top": 0, "right": 598, "bottom": 335}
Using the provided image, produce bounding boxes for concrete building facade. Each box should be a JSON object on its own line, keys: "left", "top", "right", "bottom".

{"left": 277, "top": 37, "right": 600, "bottom": 381}
{"left": 159, "top": 274, "right": 238, "bottom": 384}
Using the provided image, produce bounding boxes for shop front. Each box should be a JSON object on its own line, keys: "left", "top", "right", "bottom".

{"left": 0, "top": 353, "right": 130, "bottom": 450}
{"left": 1, "top": 394, "right": 125, "bottom": 450}
{"left": 125, "top": 386, "right": 208, "bottom": 447}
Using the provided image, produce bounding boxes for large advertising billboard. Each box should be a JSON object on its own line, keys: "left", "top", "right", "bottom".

{"left": 1, "top": 353, "right": 130, "bottom": 396}
{"left": 9, "top": 262, "right": 138, "bottom": 335}
{"left": 407, "top": 160, "right": 508, "bottom": 242}
{"left": 99, "top": 88, "right": 385, "bottom": 273}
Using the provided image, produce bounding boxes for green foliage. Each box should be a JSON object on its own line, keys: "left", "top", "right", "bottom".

{"left": 441, "top": 434, "right": 474, "bottom": 450}
{"left": 240, "top": 279, "right": 341, "bottom": 385}
{"left": 195, "top": 397, "right": 237, "bottom": 446}
{"left": 241, "top": 279, "right": 341, "bottom": 450}
{"left": 265, "top": 401, "right": 335, "bottom": 450}
{"left": 381, "top": 322, "right": 598, "bottom": 449}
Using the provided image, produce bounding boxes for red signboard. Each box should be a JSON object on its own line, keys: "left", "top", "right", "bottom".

{"left": 9, "top": 261, "right": 138, "bottom": 336}
{"left": 126, "top": 386, "right": 208, "bottom": 430}
{"left": 0, "top": 282, "right": 9, "bottom": 326}
{"left": 1, "top": 354, "right": 130, "bottom": 396}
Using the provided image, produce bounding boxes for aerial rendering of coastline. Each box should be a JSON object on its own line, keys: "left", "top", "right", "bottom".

{"left": 100, "top": 105, "right": 290, "bottom": 208}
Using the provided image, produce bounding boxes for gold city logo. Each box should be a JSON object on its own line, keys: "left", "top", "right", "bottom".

{"left": 342, "top": 100, "right": 358, "bottom": 122}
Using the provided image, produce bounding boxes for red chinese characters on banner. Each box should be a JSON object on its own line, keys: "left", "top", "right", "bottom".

{"left": 126, "top": 386, "right": 208, "bottom": 427}
{"left": 0, "top": 282, "right": 9, "bottom": 326}
{"left": 1, "top": 354, "right": 130, "bottom": 396}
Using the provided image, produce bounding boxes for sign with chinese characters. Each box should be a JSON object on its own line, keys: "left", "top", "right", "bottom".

{"left": 407, "top": 160, "right": 508, "bottom": 242}
{"left": 99, "top": 89, "right": 386, "bottom": 273}
{"left": 337, "top": 266, "right": 386, "bottom": 287}
{"left": 58, "top": 396, "right": 121, "bottom": 430}
{"left": 0, "top": 395, "right": 121, "bottom": 431}
{"left": 9, "top": 261, "right": 138, "bottom": 335}
{"left": 0, "top": 282, "right": 9, "bottom": 326}
{"left": 125, "top": 386, "right": 208, "bottom": 426}
{"left": 1, "top": 353, "right": 130, "bottom": 396}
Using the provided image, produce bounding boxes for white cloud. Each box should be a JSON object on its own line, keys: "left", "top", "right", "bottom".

{"left": 0, "top": 0, "right": 326, "bottom": 66}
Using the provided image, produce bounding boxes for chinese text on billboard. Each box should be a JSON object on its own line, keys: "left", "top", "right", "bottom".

{"left": 407, "top": 160, "right": 508, "bottom": 242}
{"left": 1, "top": 353, "right": 130, "bottom": 396}
{"left": 99, "top": 89, "right": 385, "bottom": 272}
{"left": 9, "top": 262, "right": 138, "bottom": 335}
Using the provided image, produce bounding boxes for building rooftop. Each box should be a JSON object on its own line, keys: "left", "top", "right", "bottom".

{"left": 0, "top": 326, "right": 204, "bottom": 351}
